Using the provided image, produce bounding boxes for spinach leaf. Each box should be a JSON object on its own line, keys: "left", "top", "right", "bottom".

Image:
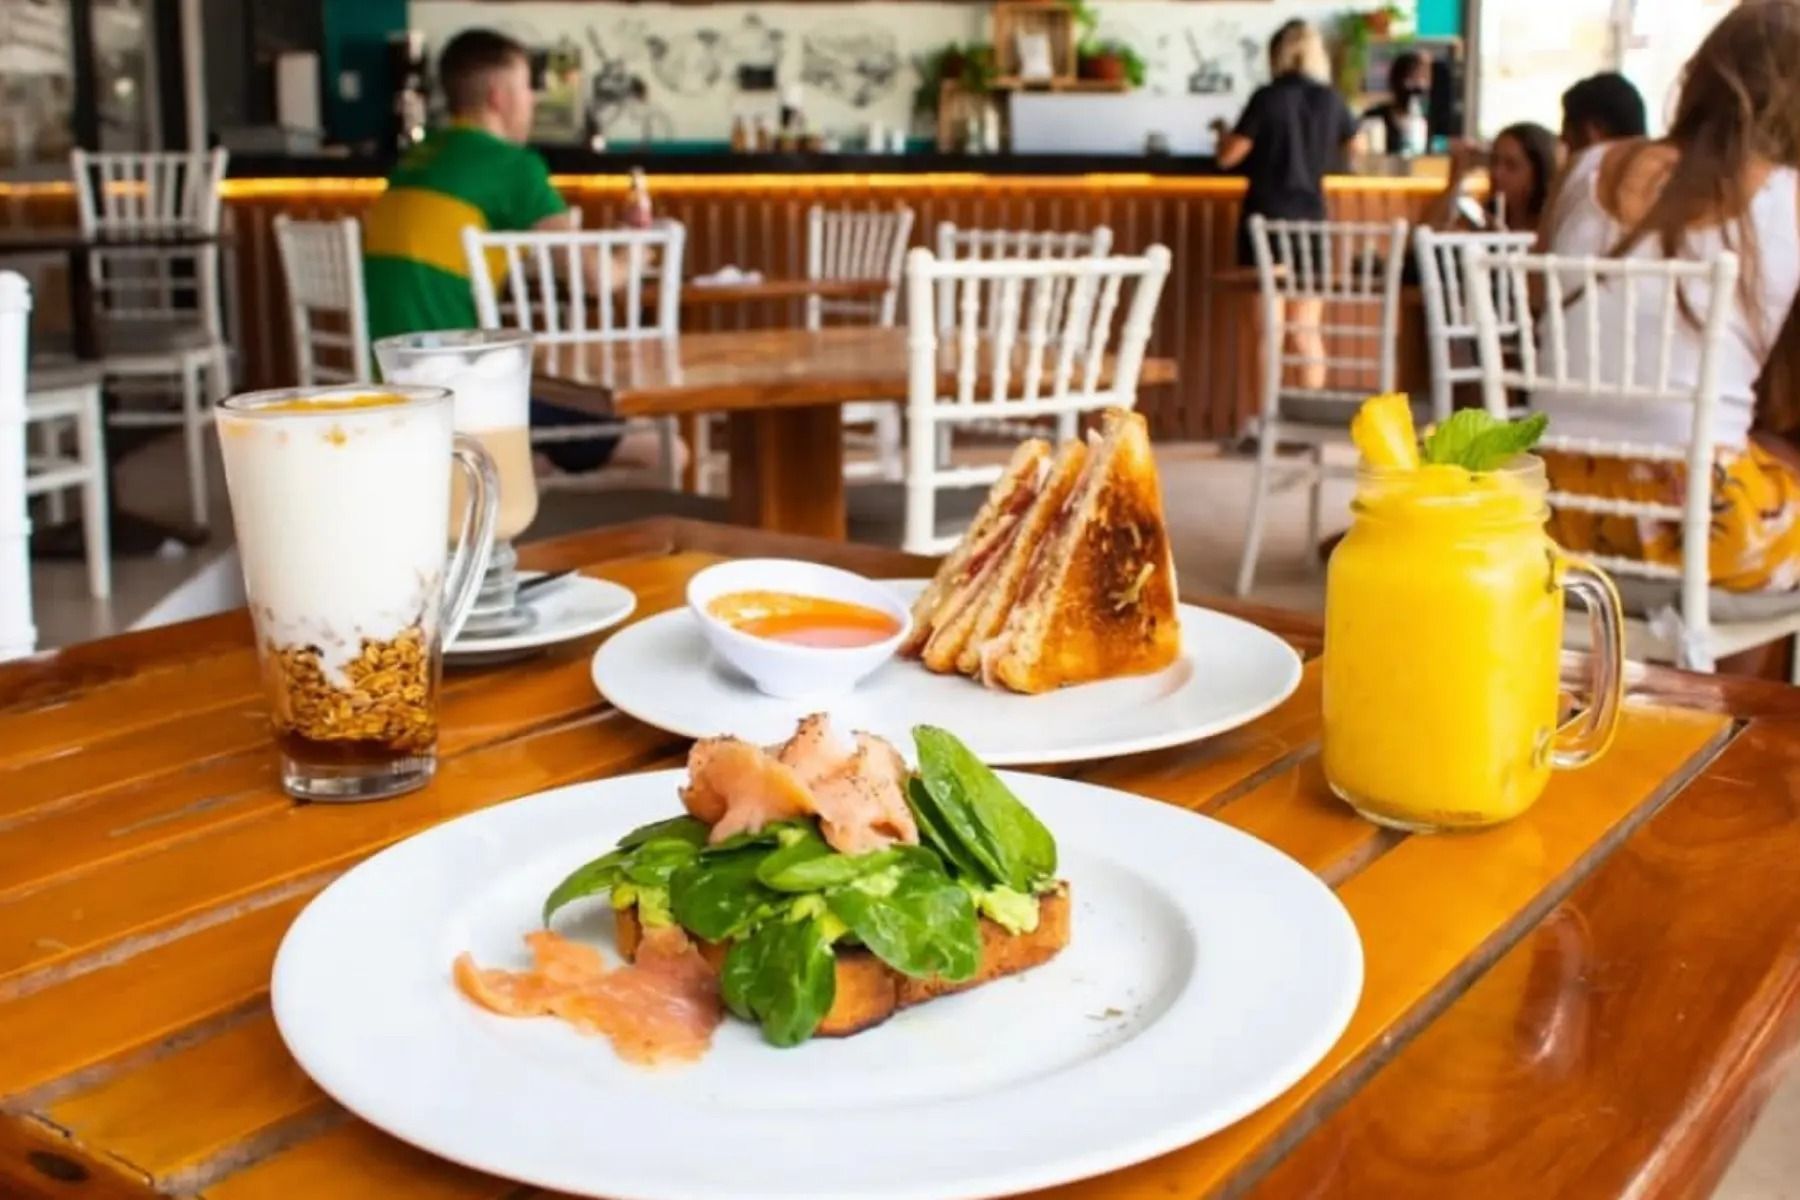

{"left": 542, "top": 817, "right": 709, "bottom": 926}
{"left": 756, "top": 828, "right": 942, "bottom": 893}
{"left": 705, "top": 819, "right": 808, "bottom": 855}
{"left": 616, "top": 815, "right": 710, "bottom": 851}
{"left": 669, "top": 847, "right": 784, "bottom": 942}
{"left": 913, "top": 726, "right": 1057, "bottom": 893}
{"left": 826, "top": 861, "right": 981, "bottom": 983}
{"left": 542, "top": 847, "right": 631, "bottom": 925}
{"left": 621, "top": 837, "right": 702, "bottom": 888}
{"left": 905, "top": 777, "right": 991, "bottom": 881}
{"left": 720, "top": 914, "right": 838, "bottom": 1046}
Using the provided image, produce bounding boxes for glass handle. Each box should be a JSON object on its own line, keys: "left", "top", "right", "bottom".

{"left": 1550, "top": 553, "right": 1625, "bottom": 770}
{"left": 443, "top": 434, "right": 501, "bottom": 644}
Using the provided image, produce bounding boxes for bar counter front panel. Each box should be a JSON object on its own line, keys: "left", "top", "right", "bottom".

{"left": 1, "top": 171, "right": 1446, "bottom": 440}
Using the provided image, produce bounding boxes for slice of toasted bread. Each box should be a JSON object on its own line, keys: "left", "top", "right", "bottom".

{"left": 983, "top": 409, "right": 1180, "bottom": 694}
{"left": 614, "top": 886, "right": 1071, "bottom": 1038}
{"left": 950, "top": 439, "right": 1090, "bottom": 677}
{"left": 902, "top": 440, "right": 1050, "bottom": 658}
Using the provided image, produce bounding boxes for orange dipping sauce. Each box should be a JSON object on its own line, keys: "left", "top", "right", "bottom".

{"left": 709, "top": 590, "right": 901, "bottom": 648}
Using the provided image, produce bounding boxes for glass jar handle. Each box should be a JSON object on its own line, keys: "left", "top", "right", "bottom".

{"left": 1549, "top": 553, "right": 1625, "bottom": 769}
{"left": 443, "top": 434, "right": 500, "bottom": 644}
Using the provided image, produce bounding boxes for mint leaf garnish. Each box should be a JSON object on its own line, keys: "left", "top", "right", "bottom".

{"left": 1421, "top": 411, "right": 1547, "bottom": 472}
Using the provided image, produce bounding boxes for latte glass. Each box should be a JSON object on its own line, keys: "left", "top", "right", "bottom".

{"left": 218, "top": 385, "right": 499, "bottom": 801}
{"left": 376, "top": 329, "right": 539, "bottom": 638}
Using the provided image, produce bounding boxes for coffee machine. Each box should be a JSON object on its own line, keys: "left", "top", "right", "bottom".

{"left": 387, "top": 31, "right": 430, "bottom": 153}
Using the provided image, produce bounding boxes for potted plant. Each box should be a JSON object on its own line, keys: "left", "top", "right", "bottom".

{"left": 1077, "top": 39, "right": 1146, "bottom": 88}
{"left": 913, "top": 42, "right": 997, "bottom": 118}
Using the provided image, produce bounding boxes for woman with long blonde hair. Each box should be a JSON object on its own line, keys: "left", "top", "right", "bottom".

{"left": 1215, "top": 20, "right": 1362, "bottom": 388}
{"left": 1538, "top": 0, "right": 1800, "bottom": 591}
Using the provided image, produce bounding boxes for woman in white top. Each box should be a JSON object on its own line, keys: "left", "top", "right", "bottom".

{"left": 1536, "top": 0, "right": 1800, "bottom": 591}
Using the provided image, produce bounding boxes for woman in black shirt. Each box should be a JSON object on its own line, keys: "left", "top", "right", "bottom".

{"left": 1214, "top": 20, "right": 1362, "bottom": 389}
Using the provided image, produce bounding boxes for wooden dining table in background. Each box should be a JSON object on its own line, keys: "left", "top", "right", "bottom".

{"left": 3, "top": 518, "right": 1799, "bottom": 1200}
{"left": 534, "top": 328, "right": 1178, "bottom": 539}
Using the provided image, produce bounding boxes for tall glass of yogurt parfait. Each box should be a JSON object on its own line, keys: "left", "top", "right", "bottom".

{"left": 375, "top": 330, "right": 538, "bottom": 638}
{"left": 1322, "top": 395, "right": 1625, "bottom": 832}
{"left": 217, "top": 385, "right": 499, "bottom": 801}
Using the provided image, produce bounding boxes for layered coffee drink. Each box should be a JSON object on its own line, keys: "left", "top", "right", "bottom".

{"left": 218, "top": 385, "right": 498, "bottom": 800}
{"left": 376, "top": 331, "right": 538, "bottom": 638}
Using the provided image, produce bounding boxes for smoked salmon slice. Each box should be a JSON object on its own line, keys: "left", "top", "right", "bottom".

{"left": 779, "top": 719, "right": 920, "bottom": 854}
{"left": 551, "top": 927, "right": 722, "bottom": 1065}
{"left": 682, "top": 737, "right": 817, "bottom": 842}
{"left": 683, "top": 716, "right": 919, "bottom": 855}
{"left": 454, "top": 928, "right": 722, "bottom": 1065}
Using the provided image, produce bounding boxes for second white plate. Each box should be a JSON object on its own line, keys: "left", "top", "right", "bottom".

{"left": 590, "top": 580, "right": 1303, "bottom": 765}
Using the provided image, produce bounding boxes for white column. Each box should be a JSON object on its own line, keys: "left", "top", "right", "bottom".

{"left": 180, "top": 0, "right": 207, "bottom": 152}
{"left": 0, "top": 272, "right": 36, "bottom": 661}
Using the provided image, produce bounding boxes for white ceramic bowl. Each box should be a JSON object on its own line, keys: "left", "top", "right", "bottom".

{"left": 686, "top": 559, "right": 912, "bottom": 700}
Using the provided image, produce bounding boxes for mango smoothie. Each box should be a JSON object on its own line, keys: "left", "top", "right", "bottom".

{"left": 1322, "top": 396, "right": 1622, "bottom": 831}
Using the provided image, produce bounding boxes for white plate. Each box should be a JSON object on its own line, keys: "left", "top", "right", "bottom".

{"left": 590, "top": 580, "right": 1303, "bottom": 764}
{"left": 272, "top": 770, "right": 1362, "bottom": 1200}
{"left": 448, "top": 574, "right": 637, "bottom": 659}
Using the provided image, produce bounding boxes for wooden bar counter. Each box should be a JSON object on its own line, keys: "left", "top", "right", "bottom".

{"left": 0, "top": 166, "right": 1445, "bottom": 440}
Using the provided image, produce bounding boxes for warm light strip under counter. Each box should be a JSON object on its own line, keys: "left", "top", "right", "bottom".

{"left": 0, "top": 172, "right": 1451, "bottom": 202}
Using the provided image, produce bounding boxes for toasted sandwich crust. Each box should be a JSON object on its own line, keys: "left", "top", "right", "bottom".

{"left": 952, "top": 440, "right": 1090, "bottom": 676}
{"left": 614, "top": 886, "right": 1071, "bottom": 1039}
{"left": 987, "top": 411, "right": 1180, "bottom": 693}
{"left": 903, "top": 440, "right": 1050, "bottom": 658}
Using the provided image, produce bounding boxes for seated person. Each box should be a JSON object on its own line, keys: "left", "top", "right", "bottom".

{"left": 1534, "top": 2, "right": 1800, "bottom": 592}
{"left": 1361, "top": 51, "right": 1431, "bottom": 156}
{"left": 1559, "top": 71, "right": 1648, "bottom": 155}
{"left": 1426, "top": 123, "right": 1561, "bottom": 233}
{"left": 363, "top": 27, "right": 674, "bottom": 476}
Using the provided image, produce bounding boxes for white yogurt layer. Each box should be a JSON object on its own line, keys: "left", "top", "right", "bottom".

{"left": 219, "top": 398, "right": 451, "bottom": 684}
{"left": 384, "top": 345, "right": 531, "bottom": 433}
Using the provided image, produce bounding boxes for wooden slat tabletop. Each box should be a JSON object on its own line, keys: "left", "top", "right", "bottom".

{"left": 532, "top": 327, "right": 1179, "bottom": 417}
{"left": 2, "top": 519, "right": 1797, "bottom": 1200}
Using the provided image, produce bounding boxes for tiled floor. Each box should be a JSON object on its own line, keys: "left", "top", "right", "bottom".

{"left": 21, "top": 433, "right": 1800, "bottom": 1196}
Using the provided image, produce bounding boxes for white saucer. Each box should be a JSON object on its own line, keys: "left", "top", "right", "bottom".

{"left": 447, "top": 573, "right": 637, "bottom": 662}
{"left": 590, "top": 579, "right": 1303, "bottom": 765}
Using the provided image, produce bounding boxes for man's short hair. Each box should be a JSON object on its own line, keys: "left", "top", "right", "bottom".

{"left": 439, "top": 28, "right": 528, "bottom": 115}
{"left": 1560, "top": 72, "right": 1648, "bottom": 141}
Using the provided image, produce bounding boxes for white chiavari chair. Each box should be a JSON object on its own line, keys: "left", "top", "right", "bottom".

{"left": 931, "top": 222, "right": 1115, "bottom": 451}
{"left": 272, "top": 215, "right": 370, "bottom": 385}
{"left": 805, "top": 204, "right": 915, "bottom": 328}
{"left": 69, "top": 148, "right": 229, "bottom": 530}
{"left": 900, "top": 244, "right": 1171, "bottom": 555}
{"left": 25, "top": 360, "right": 108, "bottom": 599}
{"left": 1235, "top": 214, "right": 1408, "bottom": 596}
{"left": 463, "top": 221, "right": 685, "bottom": 491}
{"left": 804, "top": 205, "right": 916, "bottom": 484}
{"left": 1414, "top": 226, "right": 1535, "bottom": 424}
{"left": 1467, "top": 247, "right": 1800, "bottom": 674}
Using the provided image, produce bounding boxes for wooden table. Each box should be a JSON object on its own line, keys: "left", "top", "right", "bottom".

{"left": 535, "top": 329, "right": 1178, "bottom": 539}
{"left": 676, "top": 276, "right": 889, "bottom": 309}
{"left": 3, "top": 519, "right": 1799, "bottom": 1200}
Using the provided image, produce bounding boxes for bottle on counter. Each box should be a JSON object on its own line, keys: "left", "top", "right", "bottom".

{"left": 1399, "top": 96, "right": 1429, "bottom": 158}
{"left": 778, "top": 85, "right": 805, "bottom": 139}
{"left": 622, "top": 168, "right": 653, "bottom": 229}
{"left": 980, "top": 105, "right": 1002, "bottom": 154}
{"left": 730, "top": 115, "right": 751, "bottom": 154}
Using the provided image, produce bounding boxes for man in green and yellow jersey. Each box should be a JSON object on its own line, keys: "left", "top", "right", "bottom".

{"left": 365, "top": 28, "right": 652, "bottom": 471}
